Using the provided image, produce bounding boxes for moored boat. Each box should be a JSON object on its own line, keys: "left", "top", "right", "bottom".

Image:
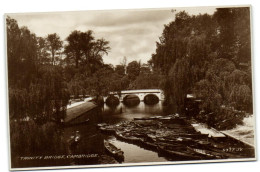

{"left": 157, "top": 145, "right": 201, "bottom": 160}
{"left": 104, "top": 140, "right": 124, "bottom": 163}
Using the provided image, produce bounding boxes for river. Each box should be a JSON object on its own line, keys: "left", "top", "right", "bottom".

{"left": 15, "top": 101, "right": 255, "bottom": 168}
{"left": 63, "top": 101, "right": 169, "bottom": 165}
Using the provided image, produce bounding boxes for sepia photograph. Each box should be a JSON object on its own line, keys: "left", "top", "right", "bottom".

{"left": 5, "top": 5, "right": 256, "bottom": 171}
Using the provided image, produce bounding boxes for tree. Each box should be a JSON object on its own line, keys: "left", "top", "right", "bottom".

{"left": 213, "top": 7, "right": 251, "bottom": 64}
{"left": 88, "top": 38, "right": 110, "bottom": 74}
{"left": 64, "top": 30, "right": 83, "bottom": 68}
{"left": 115, "top": 65, "right": 125, "bottom": 76}
{"left": 85, "top": 64, "right": 114, "bottom": 98}
{"left": 7, "top": 17, "right": 69, "bottom": 165}
{"left": 126, "top": 60, "right": 141, "bottom": 81}
{"left": 167, "top": 57, "right": 190, "bottom": 113}
{"left": 64, "top": 30, "right": 110, "bottom": 71}
{"left": 6, "top": 16, "right": 38, "bottom": 89}
{"left": 140, "top": 63, "right": 151, "bottom": 75}
{"left": 130, "top": 72, "right": 162, "bottom": 90}
{"left": 37, "top": 37, "right": 49, "bottom": 64}
{"left": 46, "top": 33, "right": 63, "bottom": 65}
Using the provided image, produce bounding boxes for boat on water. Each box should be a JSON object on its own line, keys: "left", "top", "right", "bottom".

{"left": 133, "top": 117, "right": 153, "bottom": 120}
{"left": 157, "top": 145, "right": 202, "bottom": 160}
{"left": 104, "top": 140, "right": 124, "bottom": 163}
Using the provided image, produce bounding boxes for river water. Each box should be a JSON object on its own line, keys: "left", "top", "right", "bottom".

{"left": 64, "top": 101, "right": 255, "bottom": 166}
{"left": 64, "top": 101, "right": 169, "bottom": 165}
{"left": 102, "top": 101, "right": 165, "bottom": 124}
{"left": 16, "top": 101, "right": 254, "bottom": 168}
{"left": 102, "top": 102, "right": 168, "bottom": 163}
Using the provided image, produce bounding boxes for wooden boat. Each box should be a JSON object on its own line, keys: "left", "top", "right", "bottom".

{"left": 104, "top": 140, "right": 124, "bottom": 162}
{"left": 115, "top": 131, "right": 142, "bottom": 144}
{"left": 157, "top": 145, "right": 201, "bottom": 160}
{"left": 99, "top": 126, "right": 116, "bottom": 134}
{"left": 133, "top": 117, "right": 153, "bottom": 120}
{"left": 169, "top": 133, "right": 209, "bottom": 139}
{"left": 186, "top": 147, "right": 220, "bottom": 159}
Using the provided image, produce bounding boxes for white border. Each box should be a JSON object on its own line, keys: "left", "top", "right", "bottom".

{"left": 1, "top": 1, "right": 260, "bottom": 172}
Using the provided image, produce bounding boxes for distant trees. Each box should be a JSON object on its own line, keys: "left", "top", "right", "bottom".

{"left": 126, "top": 60, "right": 141, "bottom": 81}
{"left": 115, "top": 65, "right": 125, "bottom": 75}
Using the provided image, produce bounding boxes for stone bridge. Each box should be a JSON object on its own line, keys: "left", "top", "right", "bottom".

{"left": 104, "top": 89, "right": 164, "bottom": 103}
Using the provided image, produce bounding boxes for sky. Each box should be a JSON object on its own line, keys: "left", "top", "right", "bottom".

{"left": 8, "top": 7, "right": 216, "bottom": 66}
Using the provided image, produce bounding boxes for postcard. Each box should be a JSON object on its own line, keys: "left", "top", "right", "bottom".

{"left": 5, "top": 5, "right": 256, "bottom": 171}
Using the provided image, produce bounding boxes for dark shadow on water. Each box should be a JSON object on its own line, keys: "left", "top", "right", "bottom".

{"left": 123, "top": 95, "right": 140, "bottom": 107}
{"left": 106, "top": 95, "right": 120, "bottom": 107}
{"left": 144, "top": 94, "right": 159, "bottom": 105}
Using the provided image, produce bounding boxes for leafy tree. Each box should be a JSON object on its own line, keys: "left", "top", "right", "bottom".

{"left": 149, "top": 8, "right": 252, "bottom": 129}
{"left": 85, "top": 64, "right": 114, "bottom": 98}
{"left": 130, "top": 72, "right": 162, "bottom": 90}
{"left": 64, "top": 30, "right": 110, "bottom": 72}
{"left": 167, "top": 58, "right": 190, "bottom": 113}
{"left": 46, "top": 33, "right": 63, "bottom": 65}
{"left": 88, "top": 38, "right": 110, "bottom": 74}
{"left": 126, "top": 60, "right": 141, "bottom": 81}
{"left": 7, "top": 17, "right": 69, "bottom": 165}
{"left": 115, "top": 65, "right": 125, "bottom": 76}
{"left": 140, "top": 63, "right": 151, "bottom": 75}
{"left": 64, "top": 30, "right": 83, "bottom": 68}
{"left": 36, "top": 37, "right": 49, "bottom": 64}
{"left": 214, "top": 7, "right": 251, "bottom": 63}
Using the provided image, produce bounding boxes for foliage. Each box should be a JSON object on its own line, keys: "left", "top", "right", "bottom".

{"left": 7, "top": 16, "right": 69, "bottom": 165}
{"left": 115, "top": 65, "right": 125, "bottom": 75}
{"left": 46, "top": 33, "right": 63, "bottom": 65}
{"left": 64, "top": 30, "right": 110, "bottom": 72}
{"left": 129, "top": 72, "right": 162, "bottom": 90}
{"left": 6, "top": 7, "right": 253, "bottom": 162}
{"left": 126, "top": 60, "right": 141, "bottom": 81}
{"left": 149, "top": 8, "right": 252, "bottom": 129}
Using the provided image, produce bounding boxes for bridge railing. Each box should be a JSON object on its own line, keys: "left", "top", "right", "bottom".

{"left": 109, "top": 89, "right": 163, "bottom": 95}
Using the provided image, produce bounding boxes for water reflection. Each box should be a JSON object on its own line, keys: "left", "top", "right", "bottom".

{"left": 107, "top": 136, "right": 167, "bottom": 163}
{"left": 63, "top": 101, "right": 168, "bottom": 165}
{"left": 102, "top": 101, "right": 165, "bottom": 124}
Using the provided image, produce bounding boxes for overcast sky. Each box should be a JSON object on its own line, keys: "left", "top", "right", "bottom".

{"left": 8, "top": 7, "right": 216, "bottom": 65}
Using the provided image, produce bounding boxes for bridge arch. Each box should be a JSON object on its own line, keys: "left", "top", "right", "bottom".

{"left": 123, "top": 94, "right": 140, "bottom": 106}
{"left": 143, "top": 93, "right": 159, "bottom": 105}
{"left": 105, "top": 95, "right": 120, "bottom": 106}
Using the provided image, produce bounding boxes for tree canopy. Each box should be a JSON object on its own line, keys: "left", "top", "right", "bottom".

{"left": 149, "top": 7, "right": 252, "bottom": 128}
